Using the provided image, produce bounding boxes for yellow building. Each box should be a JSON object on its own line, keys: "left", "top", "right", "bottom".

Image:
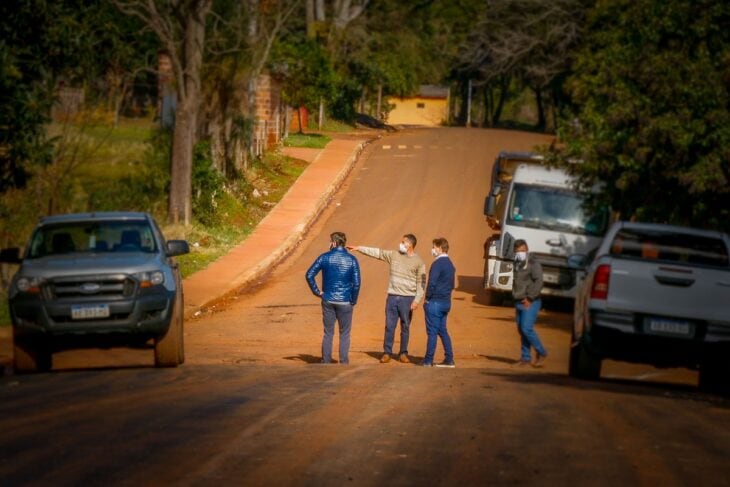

{"left": 386, "top": 85, "right": 450, "bottom": 126}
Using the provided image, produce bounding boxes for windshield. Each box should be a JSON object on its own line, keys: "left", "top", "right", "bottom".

{"left": 507, "top": 184, "right": 607, "bottom": 236}
{"left": 27, "top": 220, "right": 157, "bottom": 258}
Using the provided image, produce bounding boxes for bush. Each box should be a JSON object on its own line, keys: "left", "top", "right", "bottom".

{"left": 191, "top": 141, "right": 226, "bottom": 226}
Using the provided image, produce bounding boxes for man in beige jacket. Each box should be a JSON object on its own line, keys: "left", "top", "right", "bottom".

{"left": 348, "top": 234, "right": 426, "bottom": 363}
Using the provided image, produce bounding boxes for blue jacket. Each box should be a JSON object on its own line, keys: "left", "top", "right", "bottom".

{"left": 306, "top": 247, "right": 361, "bottom": 305}
{"left": 426, "top": 255, "right": 455, "bottom": 302}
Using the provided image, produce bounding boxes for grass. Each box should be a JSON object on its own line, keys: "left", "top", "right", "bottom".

{"left": 283, "top": 132, "right": 331, "bottom": 149}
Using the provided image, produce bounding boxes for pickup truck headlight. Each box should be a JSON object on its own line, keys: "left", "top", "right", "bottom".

{"left": 134, "top": 271, "right": 165, "bottom": 288}
{"left": 499, "top": 261, "right": 513, "bottom": 273}
{"left": 15, "top": 276, "right": 43, "bottom": 294}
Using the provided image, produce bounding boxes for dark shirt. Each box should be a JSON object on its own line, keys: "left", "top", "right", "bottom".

{"left": 306, "top": 247, "right": 361, "bottom": 305}
{"left": 426, "top": 255, "right": 456, "bottom": 302}
{"left": 512, "top": 255, "right": 543, "bottom": 302}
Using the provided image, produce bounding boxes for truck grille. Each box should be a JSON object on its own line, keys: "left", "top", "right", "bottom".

{"left": 533, "top": 253, "right": 575, "bottom": 290}
{"left": 43, "top": 274, "right": 136, "bottom": 300}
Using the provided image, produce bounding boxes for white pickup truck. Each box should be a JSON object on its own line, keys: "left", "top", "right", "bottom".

{"left": 483, "top": 151, "right": 608, "bottom": 304}
{"left": 570, "top": 221, "right": 730, "bottom": 393}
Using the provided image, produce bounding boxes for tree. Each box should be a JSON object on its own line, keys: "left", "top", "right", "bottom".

{"left": 554, "top": 0, "right": 730, "bottom": 231}
{"left": 273, "top": 37, "right": 335, "bottom": 132}
{"left": 116, "top": 0, "right": 213, "bottom": 225}
{"left": 204, "top": 0, "right": 298, "bottom": 177}
{"left": 460, "top": 0, "right": 587, "bottom": 129}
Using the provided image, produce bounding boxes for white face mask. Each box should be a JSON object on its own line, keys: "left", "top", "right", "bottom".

{"left": 514, "top": 251, "right": 528, "bottom": 262}
{"left": 399, "top": 242, "right": 408, "bottom": 254}
{"left": 431, "top": 248, "right": 439, "bottom": 257}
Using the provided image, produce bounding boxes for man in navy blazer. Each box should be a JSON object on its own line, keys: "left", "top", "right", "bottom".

{"left": 422, "top": 237, "right": 456, "bottom": 367}
{"left": 306, "top": 232, "right": 361, "bottom": 364}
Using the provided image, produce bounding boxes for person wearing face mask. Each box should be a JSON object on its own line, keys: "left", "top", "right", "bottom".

{"left": 306, "top": 232, "right": 361, "bottom": 365}
{"left": 421, "top": 238, "right": 456, "bottom": 367}
{"left": 512, "top": 239, "right": 547, "bottom": 367}
{"left": 347, "top": 234, "right": 426, "bottom": 364}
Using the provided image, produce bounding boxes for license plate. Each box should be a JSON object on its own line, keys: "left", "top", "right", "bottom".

{"left": 71, "top": 304, "right": 110, "bottom": 320}
{"left": 644, "top": 317, "right": 693, "bottom": 337}
{"left": 543, "top": 272, "right": 558, "bottom": 284}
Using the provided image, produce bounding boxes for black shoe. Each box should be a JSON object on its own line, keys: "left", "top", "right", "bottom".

{"left": 420, "top": 361, "right": 433, "bottom": 367}
{"left": 435, "top": 361, "right": 455, "bottom": 368}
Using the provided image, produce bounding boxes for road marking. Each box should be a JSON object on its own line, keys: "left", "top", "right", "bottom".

{"left": 393, "top": 154, "right": 415, "bottom": 158}
{"left": 382, "top": 145, "right": 391, "bottom": 149}
{"left": 398, "top": 145, "right": 407, "bottom": 149}
{"left": 414, "top": 145, "right": 423, "bottom": 149}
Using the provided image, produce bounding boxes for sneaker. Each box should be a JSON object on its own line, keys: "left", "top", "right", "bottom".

{"left": 420, "top": 361, "right": 433, "bottom": 367}
{"left": 435, "top": 361, "right": 456, "bottom": 368}
{"left": 380, "top": 354, "right": 391, "bottom": 363}
{"left": 533, "top": 354, "right": 547, "bottom": 368}
{"left": 399, "top": 353, "right": 410, "bottom": 363}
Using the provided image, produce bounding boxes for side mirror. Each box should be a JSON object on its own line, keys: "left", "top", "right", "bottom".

{"left": 166, "top": 240, "right": 190, "bottom": 257}
{"left": 567, "top": 254, "right": 588, "bottom": 270}
{"left": 485, "top": 195, "right": 496, "bottom": 217}
{"left": 0, "top": 247, "right": 22, "bottom": 264}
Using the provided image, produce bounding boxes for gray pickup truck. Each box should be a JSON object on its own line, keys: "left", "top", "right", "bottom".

{"left": 1, "top": 212, "right": 190, "bottom": 372}
{"left": 570, "top": 221, "right": 730, "bottom": 393}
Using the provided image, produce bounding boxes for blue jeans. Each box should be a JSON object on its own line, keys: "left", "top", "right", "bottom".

{"left": 322, "top": 301, "right": 353, "bottom": 364}
{"left": 384, "top": 294, "right": 414, "bottom": 355}
{"left": 515, "top": 298, "right": 546, "bottom": 361}
{"left": 423, "top": 300, "right": 453, "bottom": 364}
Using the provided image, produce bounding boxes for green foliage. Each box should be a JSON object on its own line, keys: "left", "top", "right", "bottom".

{"left": 273, "top": 37, "right": 336, "bottom": 118}
{"left": 555, "top": 0, "right": 730, "bottom": 231}
{"left": 191, "top": 141, "right": 226, "bottom": 226}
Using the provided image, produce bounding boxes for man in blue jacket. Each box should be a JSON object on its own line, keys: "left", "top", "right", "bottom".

{"left": 422, "top": 237, "right": 456, "bottom": 367}
{"left": 306, "top": 232, "right": 361, "bottom": 364}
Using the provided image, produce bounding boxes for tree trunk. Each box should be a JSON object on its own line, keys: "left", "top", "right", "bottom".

{"left": 306, "top": 0, "right": 316, "bottom": 37}
{"left": 169, "top": 105, "right": 194, "bottom": 225}
{"left": 493, "top": 76, "right": 509, "bottom": 126}
{"left": 534, "top": 86, "right": 545, "bottom": 131}
{"left": 168, "top": 2, "right": 210, "bottom": 225}
{"left": 376, "top": 84, "right": 383, "bottom": 120}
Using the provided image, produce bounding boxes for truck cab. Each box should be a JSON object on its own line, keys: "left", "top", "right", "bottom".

{"left": 483, "top": 152, "right": 608, "bottom": 304}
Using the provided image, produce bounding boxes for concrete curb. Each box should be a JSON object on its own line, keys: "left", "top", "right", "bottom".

{"left": 183, "top": 139, "right": 371, "bottom": 319}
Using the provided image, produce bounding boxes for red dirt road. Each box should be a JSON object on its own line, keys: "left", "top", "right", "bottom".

{"left": 0, "top": 128, "right": 727, "bottom": 486}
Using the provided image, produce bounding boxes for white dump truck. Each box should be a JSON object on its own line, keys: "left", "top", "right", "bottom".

{"left": 483, "top": 151, "right": 608, "bottom": 305}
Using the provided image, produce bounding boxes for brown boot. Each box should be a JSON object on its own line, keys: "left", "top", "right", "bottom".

{"left": 380, "top": 354, "right": 391, "bottom": 363}
{"left": 399, "top": 353, "right": 410, "bottom": 363}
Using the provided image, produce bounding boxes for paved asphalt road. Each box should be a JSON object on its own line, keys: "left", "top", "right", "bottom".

{"left": 1, "top": 128, "right": 728, "bottom": 486}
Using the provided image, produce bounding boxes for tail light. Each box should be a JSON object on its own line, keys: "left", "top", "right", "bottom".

{"left": 590, "top": 264, "right": 611, "bottom": 299}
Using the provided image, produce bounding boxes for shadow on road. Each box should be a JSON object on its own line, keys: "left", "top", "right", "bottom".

{"left": 488, "top": 370, "right": 730, "bottom": 405}
{"left": 283, "top": 354, "right": 327, "bottom": 364}
{"left": 481, "top": 354, "right": 520, "bottom": 366}
{"left": 457, "top": 275, "right": 501, "bottom": 307}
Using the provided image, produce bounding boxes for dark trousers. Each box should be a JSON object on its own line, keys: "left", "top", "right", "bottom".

{"left": 384, "top": 294, "right": 414, "bottom": 355}
{"left": 423, "top": 299, "right": 453, "bottom": 364}
{"left": 322, "top": 301, "right": 353, "bottom": 364}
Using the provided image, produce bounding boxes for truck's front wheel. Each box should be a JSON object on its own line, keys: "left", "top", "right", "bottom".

{"left": 13, "top": 336, "right": 52, "bottom": 373}
{"left": 154, "top": 290, "right": 184, "bottom": 367}
{"left": 699, "top": 354, "right": 730, "bottom": 395}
